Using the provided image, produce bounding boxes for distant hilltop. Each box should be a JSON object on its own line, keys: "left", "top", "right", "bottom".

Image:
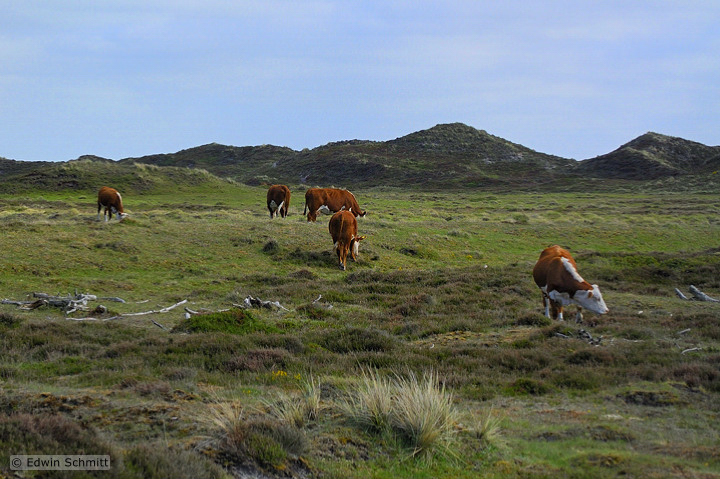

{"left": 1, "top": 123, "right": 718, "bottom": 191}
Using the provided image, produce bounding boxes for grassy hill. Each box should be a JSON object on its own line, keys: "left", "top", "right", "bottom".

{"left": 577, "top": 132, "right": 720, "bottom": 180}
{"left": 1, "top": 124, "right": 718, "bottom": 194}
{"left": 114, "top": 123, "right": 577, "bottom": 189}
{"left": 0, "top": 158, "right": 238, "bottom": 195}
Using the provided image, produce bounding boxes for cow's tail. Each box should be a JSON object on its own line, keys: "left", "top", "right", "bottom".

{"left": 303, "top": 200, "right": 308, "bottom": 215}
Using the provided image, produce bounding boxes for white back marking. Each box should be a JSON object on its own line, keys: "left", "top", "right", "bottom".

{"left": 561, "top": 257, "right": 585, "bottom": 283}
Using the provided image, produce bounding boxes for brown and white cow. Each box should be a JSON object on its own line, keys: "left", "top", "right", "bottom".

{"left": 304, "top": 188, "right": 366, "bottom": 222}
{"left": 267, "top": 184, "right": 291, "bottom": 218}
{"left": 532, "top": 245, "right": 608, "bottom": 322}
{"left": 97, "top": 186, "right": 128, "bottom": 221}
{"left": 328, "top": 210, "right": 366, "bottom": 270}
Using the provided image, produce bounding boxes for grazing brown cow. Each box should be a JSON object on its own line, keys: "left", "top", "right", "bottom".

{"left": 532, "top": 245, "right": 608, "bottom": 322}
{"left": 267, "top": 184, "right": 291, "bottom": 218}
{"left": 328, "top": 210, "right": 365, "bottom": 270}
{"left": 97, "top": 186, "right": 128, "bottom": 221}
{"left": 304, "top": 188, "right": 366, "bottom": 222}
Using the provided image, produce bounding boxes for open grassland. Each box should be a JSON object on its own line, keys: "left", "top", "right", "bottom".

{"left": 1, "top": 184, "right": 719, "bottom": 478}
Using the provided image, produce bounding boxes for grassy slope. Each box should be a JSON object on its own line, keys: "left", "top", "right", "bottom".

{"left": 1, "top": 185, "right": 719, "bottom": 478}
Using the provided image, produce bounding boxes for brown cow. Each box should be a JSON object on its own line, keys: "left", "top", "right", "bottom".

{"left": 267, "top": 184, "right": 291, "bottom": 218}
{"left": 304, "top": 188, "right": 366, "bottom": 222}
{"left": 328, "top": 210, "right": 365, "bottom": 270}
{"left": 532, "top": 245, "right": 608, "bottom": 322}
{"left": 97, "top": 186, "right": 128, "bottom": 221}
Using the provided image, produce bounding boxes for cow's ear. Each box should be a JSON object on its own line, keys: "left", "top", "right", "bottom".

{"left": 357, "top": 235, "right": 366, "bottom": 241}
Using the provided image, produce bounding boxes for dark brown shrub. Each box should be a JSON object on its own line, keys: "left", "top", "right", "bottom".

{"left": 507, "top": 377, "right": 552, "bottom": 396}
{"left": 515, "top": 313, "right": 552, "bottom": 327}
{"left": 125, "top": 443, "right": 226, "bottom": 479}
{"left": 222, "top": 348, "right": 290, "bottom": 373}
{"left": 671, "top": 361, "right": 720, "bottom": 391}
{"left": 320, "top": 327, "right": 398, "bottom": 353}
{"left": 567, "top": 348, "right": 616, "bottom": 365}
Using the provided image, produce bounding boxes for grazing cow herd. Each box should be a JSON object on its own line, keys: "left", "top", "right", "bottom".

{"left": 95, "top": 183, "right": 609, "bottom": 321}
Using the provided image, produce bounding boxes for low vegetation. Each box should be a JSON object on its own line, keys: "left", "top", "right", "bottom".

{"left": 0, "top": 183, "right": 719, "bottom": 478}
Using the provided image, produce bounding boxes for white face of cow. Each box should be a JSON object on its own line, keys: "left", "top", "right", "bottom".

{"left": 573, "top": 285, "right": 609, "bottom": 315}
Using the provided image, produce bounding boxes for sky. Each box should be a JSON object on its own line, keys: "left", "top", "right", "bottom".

{"left": 1, "top": 1, "right": 718, "bottom": 163}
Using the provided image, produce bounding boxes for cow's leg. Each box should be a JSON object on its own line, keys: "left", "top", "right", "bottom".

{"left": 350, "top": 239, "right": 358, "bottom": 262}
{"left": 336, "top": 242, "right": 348, "bottom": 270}
{"left": 104, "top": 207, "right": 110, "bottom": 222}
{"left": 337, "top": 250, "right": 346, "bottom": 270}
{"left": 542, "top": 294, "right": 550, "bottom": 318}
{"left": 550, "top": 300, "right": 563, "bottom": 321}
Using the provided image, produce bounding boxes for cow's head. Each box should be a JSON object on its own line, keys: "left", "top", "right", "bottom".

{"left": 573, "top": 285, "right": 608, "bottom": 315}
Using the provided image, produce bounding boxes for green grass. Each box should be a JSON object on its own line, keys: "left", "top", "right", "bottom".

{"left": 1, "top": 185, "right": 719, "bottom": 478}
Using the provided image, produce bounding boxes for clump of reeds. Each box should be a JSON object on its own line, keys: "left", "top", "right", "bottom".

{"left": 342, "top": 368, "right": 459, "bottom": 460}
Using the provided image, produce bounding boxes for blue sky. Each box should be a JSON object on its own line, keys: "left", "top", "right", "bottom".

{"left": 2, "top": 1, "right": 718, "bottom": 162}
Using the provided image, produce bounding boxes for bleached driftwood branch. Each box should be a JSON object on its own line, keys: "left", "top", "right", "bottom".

{"left": 675, "top": 285, "right": 719, "bottom": 302}
{"left": 183, "top": 306, "right": 231, "bottom": 319}
{"left": 59, "top": 300, "right": 187, "bottom": 322}
{"left": 681, "top": 347, "right": 703, "bottom": 355}
{"left": 688, "top": 285, "right": 719, "bottom": 302}
{"left": 674, "top": 289, "right": 689, "bottom": 300}
{"left": 2, "top": 292, "right": 128, "bottom": 314}
{"left": 312, "top": 294, "right": 333, "bottom": 309}
{"left": 152, "top": 320, "right": 169, "bottom": 330}
{"left": 122, "top": 299, "right": 188, "bottom": 316}
{"left": 99, "top": 296, "right": 126, "bottom": 303}
{"left": 554, "top": 329, "right": 602, "bottom": 345}
{"left": 2, "top": 292, "right": 188, "bottom": 324}
{"left": 236, "top": 295, "right": 290, "bottom": 312}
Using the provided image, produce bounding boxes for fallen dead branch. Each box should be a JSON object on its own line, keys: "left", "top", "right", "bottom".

{"left": 234, "top": 295, "right": 290, "bottom": 312}
{"left": 675, "top": 285, "right": 719, "bottom": 302}
{"left": 122, "top": 299, "right": 188, "bottom": 316}
{"left": 553, "top": 328, "right": 603, "bottom": 345}
{"left": 1, "top": 292, "right": 114, "bottom": 315}
{"left": 312, "top": 294, "right": 333, "bottom": 310}
{"left": 681, "top": 347, "right": 703, "bottom": 355}
{"left": 152, "top": 320, "right": 169, "bottom": 330}
{"left": 58, "top": 300, "right": 187, "bottom": 322}
{"left": 1, "top": 292, "right": 188, "bottom": 324}
{"left": 183, "top": 306, "right": 231, "bottom": 319}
